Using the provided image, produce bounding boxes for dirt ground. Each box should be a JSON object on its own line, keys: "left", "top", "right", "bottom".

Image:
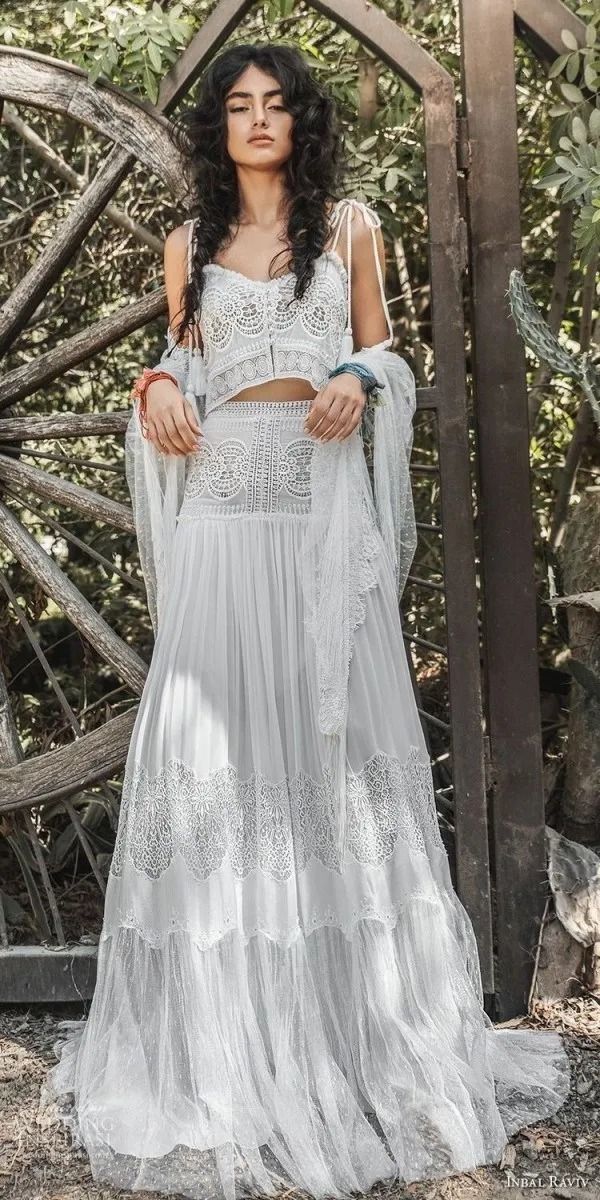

{"left": 0, "top": 996, "right": 598, "bottom": 1200}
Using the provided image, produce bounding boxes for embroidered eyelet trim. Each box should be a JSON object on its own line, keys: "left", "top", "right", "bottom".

{"left": 101, "top": 890, "right": 444, "bottom": 952}
{"left": 211, "top": 398, "right": 313, "bottom": 417}
{"left": 109, "top": 746, "right": 444, "bottom": 885}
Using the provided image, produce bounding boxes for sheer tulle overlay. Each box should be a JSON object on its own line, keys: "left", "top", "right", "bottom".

{"left": 41, "top": 399, "right": 570, "bottom": 1200}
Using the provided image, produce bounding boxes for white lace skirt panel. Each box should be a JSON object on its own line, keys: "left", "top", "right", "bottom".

{"left": 41, "top": 398, "right": 571, "bottom": 1200}
{"left": 107, "top": 397, "right": 437, "bottom": 948}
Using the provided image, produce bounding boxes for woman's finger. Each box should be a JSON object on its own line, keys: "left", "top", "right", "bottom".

{"left": 161, "top": 411, "right": 193, "bottom": 454}
{"left": 304, "top": 389, "right": 338, "bottom": 436}
{"left": 171, "top": 408, "right": 201, "bottom": 453}
{"left": 317, "top": 391, "right": 356, "bottom": 440}
{"left": 183, "top": 398, "right": 203, "bottom": 437}
{"left": 315, "top": 397, "right": 347, "bottom": 439}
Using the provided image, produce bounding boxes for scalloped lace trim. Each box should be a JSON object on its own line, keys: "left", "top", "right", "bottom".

{"left": 101, "top": 889, "right": 444, "bottom": 952}
{"left": 110, "top": 746, "right": 443, "bottom": 885}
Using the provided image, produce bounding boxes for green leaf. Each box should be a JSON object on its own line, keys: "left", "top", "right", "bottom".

{"left": 590, "top": 107, "right": 600, "bottom": 138}
{"left": 561, "top": 82, "right": 585, "bottom": 104}
{"left": 549, "top": 52, "right": 571, "bottom": 77}
{"left": 358, "top": 134, "right": 378, "bottom": 151}
{"left": 532, "top": 173, "right": 570, "bottom": 189}
{"left": 555, "top": 154, "right": 577, "bottom": 170}
{"left": 384, "top": 168, "right": 399, "bottom": 192}
{"left": 143, "top": 63, "right": 157, "bottom": 102}
{"left": 147, "top": 41, "right": 162, "bottom": 72}
{"left": 148, "top": 30, "right": 171, "bottom": 47}
{"left": 562, "top": 176, "right": 589, "bottom": 201}
{"left": 565, "top": 52, "right": 580, "bottom": 83}
{"left": 572, "top": 115, "right": 588, "bottom": 143}
{"left": 584, "top": 64, "right": 598, "bottom": 89}
{"left": 561, "top": 28, "right": 580, "bottom": 51}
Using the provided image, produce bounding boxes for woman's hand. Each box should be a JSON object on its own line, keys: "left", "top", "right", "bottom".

{"left": 303, "top": 372, "right": 366, "bottom": 442}
{"left": 144, "top": 378, "right": 203, "bottom": 456}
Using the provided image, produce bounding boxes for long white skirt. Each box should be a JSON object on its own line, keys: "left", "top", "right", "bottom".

{"left": 42, "top": 397, "right": 570, "bottom": 1200}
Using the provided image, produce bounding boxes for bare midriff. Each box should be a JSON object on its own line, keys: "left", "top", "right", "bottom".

{"left": 226, "top": 377, "right": 318, "bottom": 404}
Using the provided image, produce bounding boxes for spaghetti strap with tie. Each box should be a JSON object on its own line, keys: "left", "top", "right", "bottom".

{"left": 328, "top": 197, "right": 395, "bottom": 350}
{"left": 181, "top": 216, "right": 205, "bottom": 403}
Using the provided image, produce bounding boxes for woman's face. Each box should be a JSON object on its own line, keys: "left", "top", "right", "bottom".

{"left": 224, "top": 64, "right": 294, "bottom": 171}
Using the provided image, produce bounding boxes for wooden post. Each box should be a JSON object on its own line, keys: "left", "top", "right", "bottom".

{"left": 459, "top": 0, "right": 548, "bottom": 1018}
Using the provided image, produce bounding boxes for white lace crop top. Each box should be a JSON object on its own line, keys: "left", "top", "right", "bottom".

{"left": 154, "top": 198, "right": 394, "bottom": 416}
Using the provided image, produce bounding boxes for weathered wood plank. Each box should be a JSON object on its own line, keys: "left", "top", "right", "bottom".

{"left": 0, "top": 667, "right": 22, "bottom": 769}
{"left": 0, "top": 290, "right": 167, "bottom": 409}
{"left": 0, "top": 454, "right": 134, "bottom": 531}
{"left": 0, "top": 411, "right": 130, "bottom": 440}
{"left": 0, "top": 706, "right": 137, "bottom": 810}
{"left": 514, "top": 0, "right": 586, "bottom": 62}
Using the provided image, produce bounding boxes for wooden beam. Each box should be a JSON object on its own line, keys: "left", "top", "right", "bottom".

{"left": 0, "top": 502, "right": 146, "bottom": 695}
{"left": 0, "top": 707, "right": 138, "bottom": 812}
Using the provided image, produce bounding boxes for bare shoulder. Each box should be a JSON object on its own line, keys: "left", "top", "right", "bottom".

{"left": 163, "top": 221, "right": 195, "bottom": 330}
{"left": 328, "top": 197, "right": 384, "bottom": 255}
{"left": 164, "top": 221, "right": 193, "bottom": 266}
{"left": 345, "top": 200, "right": 385, "bottom": 275}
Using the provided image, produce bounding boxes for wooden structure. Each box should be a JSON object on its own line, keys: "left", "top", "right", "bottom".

{"left": 0, "top": 0, "right": 585, "bottom": 1017}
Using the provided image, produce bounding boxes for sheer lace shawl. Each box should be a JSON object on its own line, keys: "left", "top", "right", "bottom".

{"left": 124, "top": 392, "right": 200, "bottom": 635}
{"left": 297, "top": 342, "right": 417, "bottom": 859}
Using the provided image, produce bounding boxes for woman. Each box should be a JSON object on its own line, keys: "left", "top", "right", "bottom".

{"left": 42, "top": 42, "right": 570, "bottom": 1200}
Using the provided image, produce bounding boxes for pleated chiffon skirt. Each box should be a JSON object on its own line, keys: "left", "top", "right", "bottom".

{"left": 41, "top": 397, "right": 570, "bottom": 1200}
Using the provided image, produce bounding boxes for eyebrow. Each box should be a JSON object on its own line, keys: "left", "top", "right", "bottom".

{"left": 225, "top": 88, "right": 283, "bottom": 100}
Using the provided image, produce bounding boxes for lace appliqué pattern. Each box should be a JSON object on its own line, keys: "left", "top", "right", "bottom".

{"left": 200, "top": 253, "right": 347, "bottom": 406}
{"left": 110, "top": 746, "right": 444, "bottom": 885}
{"left": 177, "top": 404, "right": 316, "bottom": 520}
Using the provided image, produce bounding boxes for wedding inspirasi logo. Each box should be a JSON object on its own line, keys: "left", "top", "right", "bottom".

{"left": 504, "top": 1171, "right": 590, "bottom": 1189}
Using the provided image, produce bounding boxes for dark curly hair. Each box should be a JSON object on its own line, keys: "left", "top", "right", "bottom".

{"left": 168, "top": 42, "right": 348, "bottom": 350}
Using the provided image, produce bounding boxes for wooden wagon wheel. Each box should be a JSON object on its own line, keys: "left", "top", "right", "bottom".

{"left": 0, "top": 40, "right": 213, "bottom": 952}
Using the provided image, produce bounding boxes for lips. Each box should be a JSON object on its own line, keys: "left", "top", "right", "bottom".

{"left": 248, "top": 135, "right": 273, "bottom": 143}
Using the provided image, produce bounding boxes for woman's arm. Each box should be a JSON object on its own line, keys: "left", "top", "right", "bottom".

{"left": 304, "top": 201, "right": 392, "bottom": 442}
{"left": 144, "top": 226, "right": 202, "bottom": 456}
{"left": 347, "top": 208, "right": 392, "bottom": 352}
{"left": 163, "top": 223, "right": 196, "bottom": 347}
